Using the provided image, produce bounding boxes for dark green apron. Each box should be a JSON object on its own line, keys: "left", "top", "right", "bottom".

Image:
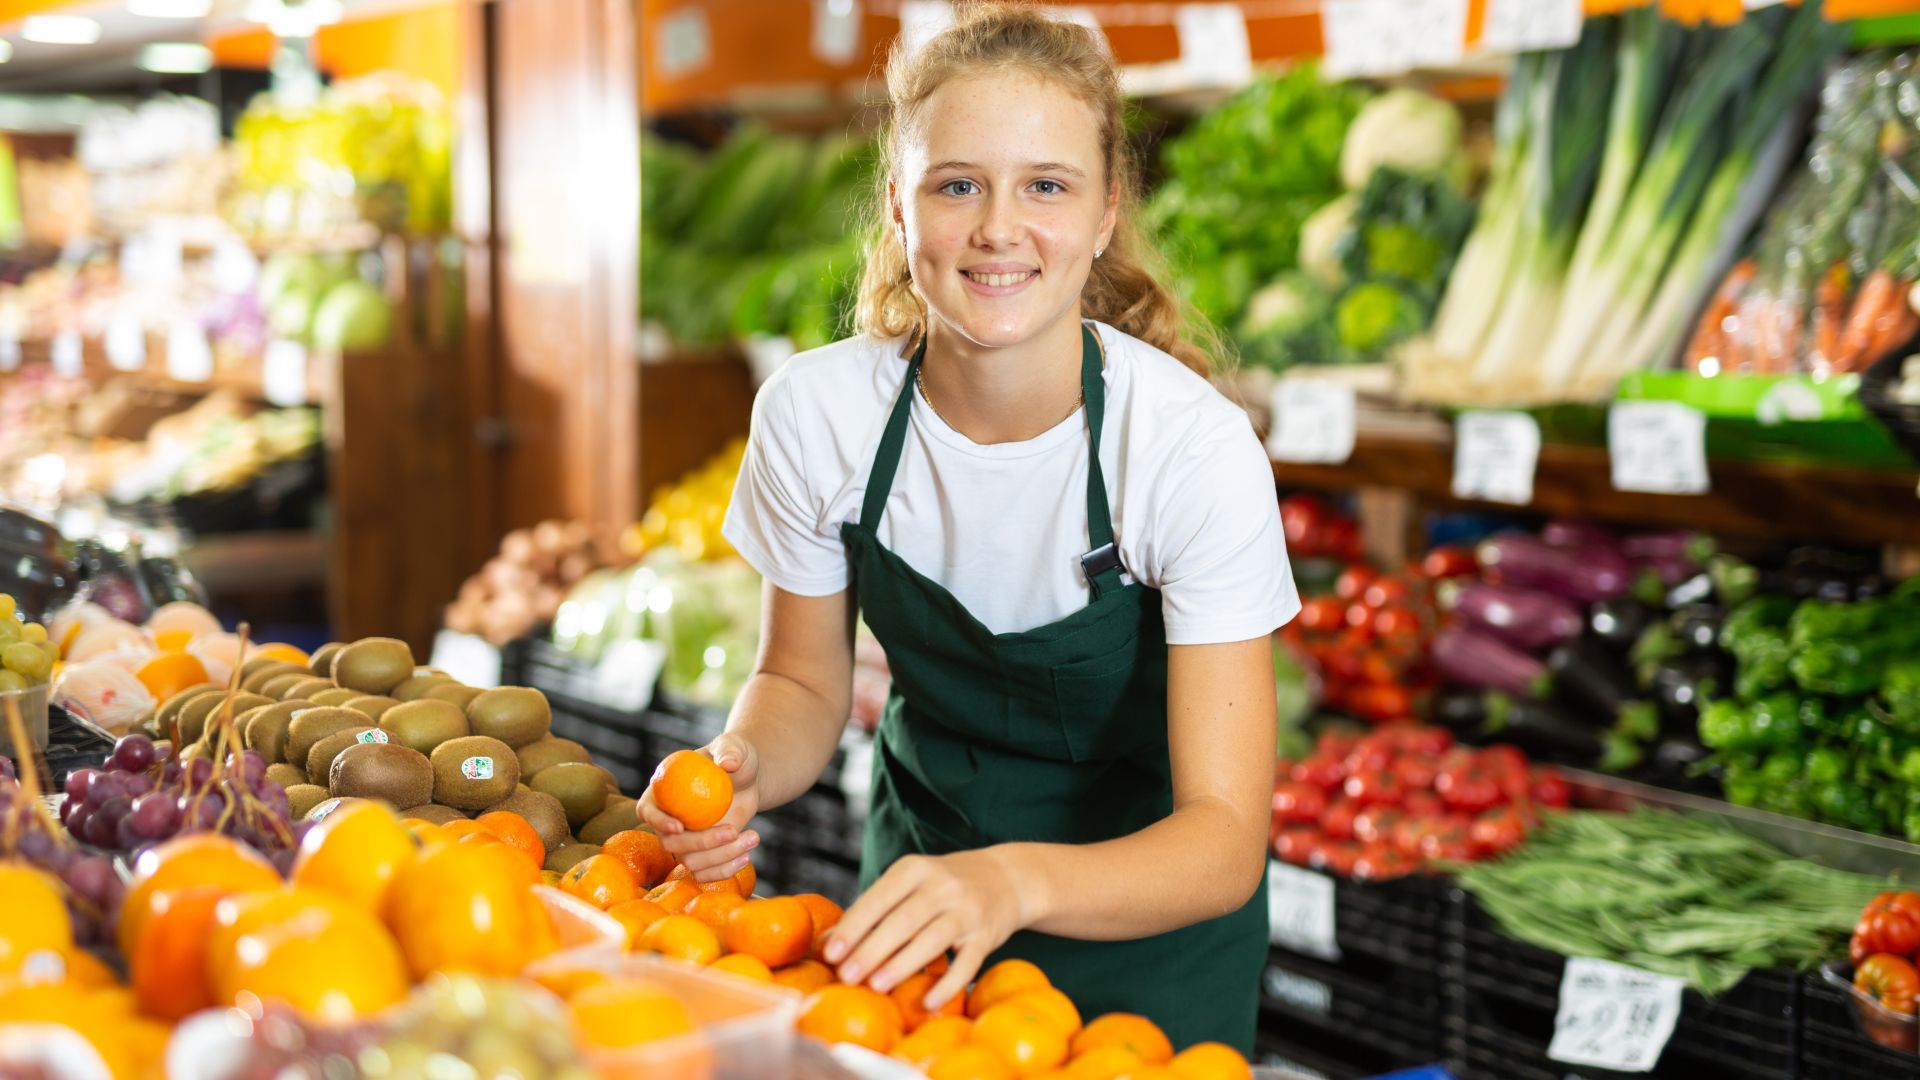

{"left": 841, "top": 324, "right": 1266, "bottom": 1053}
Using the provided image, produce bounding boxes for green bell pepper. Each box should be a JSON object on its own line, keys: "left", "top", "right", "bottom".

{"left": 1805, "top": 746, "right": 1850, "bottom": 786}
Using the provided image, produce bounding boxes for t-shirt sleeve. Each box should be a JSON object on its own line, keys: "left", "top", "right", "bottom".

{"left": 720, "top": 372, "right": 852, "bottom": 596}
{"left": 1148, "top": 417, "right": 1300, "bottom": 645}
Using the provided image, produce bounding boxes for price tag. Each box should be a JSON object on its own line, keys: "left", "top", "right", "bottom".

{"left": 1174, "top": 4, "right": 1253, "bottom": 87}
{"left": 165, "top": 320, "right": 213, "bottom": 383}
{"left": 656, "top": 6, "right": 711, "bottom": 77}
{"left": 1453, "top": 410, "right": 1540, "bottom": 505}
{"left": 811, "top": 0, "right": 862, "bottom": 64}
{"left": 1266, "top": 861, "right": 1340, "bottom": 961}
{"left": 1266, "top": 379, "right": 1357, "bottom": 464}
{"left": 1321, "top": 0, "right": 1467, "bottom": 79}
{"left": 0, "top": 332, "right": 17, "bottom": 372}
{"left": 1547, "top": 957, "right": 1685, "bottom": 1072}
{"left": 1608, "top": 401, "right": 1708, "bottom": 495}
{"left": 262, "top": 339, "right": 309, "bottom": 407}
{"left": 106, "top": 314, "right": 146, "bottom": 372}
{"left": 593, "top": 638, "right": 667, "bottom": 713}
{"left": 51, "top": 330, "right": 82, "bottom": 379}
{"left": 1479, "top": 0, "right": 1582, "bottom": 53}
{"left": 429, "top": 629, "right": 502, "bottom": 690}
{"left": 898, "top": 0, "right": 954, "bottom": 56}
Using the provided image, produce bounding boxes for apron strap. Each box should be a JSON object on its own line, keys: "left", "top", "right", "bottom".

{"left": 859, "top": 325, "right": 1123, "bottom": 602}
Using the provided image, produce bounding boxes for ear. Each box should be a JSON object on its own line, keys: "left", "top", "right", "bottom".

{"left": 888, "top": 177, "right": 905, "bottom": 233}
{"left": 1096, "top": 179, "right": 1119, "bottom": 253}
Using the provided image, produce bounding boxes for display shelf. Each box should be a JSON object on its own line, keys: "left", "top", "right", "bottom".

{"left": 179, "top": 529, "right": 330, "bottom": 594}
{"left": 1269, "top": 428, "right": 1920, "bottom": 547}
{"left": 4, "top": 334, "right": 331, "bottom": 407}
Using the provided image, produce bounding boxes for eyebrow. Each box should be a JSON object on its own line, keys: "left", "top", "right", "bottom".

{"left": 926, "top": 160, "right": 1089, "bottom": 178}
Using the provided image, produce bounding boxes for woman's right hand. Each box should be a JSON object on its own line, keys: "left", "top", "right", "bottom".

{"left": 638, "top": 732, "right": 763, "bottom": 884}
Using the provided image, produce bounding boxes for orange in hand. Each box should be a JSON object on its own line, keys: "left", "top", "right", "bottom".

{"left": 637, "top": 914, "right": 723, "bottom": 965}
{"left": 968, "top": 958, "right": 1050, "bottom": 1018}
{"left": 601, "top": 829, "right": 678, "bottom": 888}
{"left": 722, "top": 896, "right": 814, "bottom": 969}
{"left": 653, "top": 750, "right": 733, "bottom": 830}
{"left": 1070, "top": 1014, "right": 1172, "bottom": 1065}
{"left": 892, "top": 970, "right": 965, "bottom": 1031}
{"left": 474, "top": 811, "right": 546, "bottom": 868}
{"left": 559, "top": 855, "right": 642, "bottom": 910}
{"left": 798, "top": 984, "right": 904, "bottom": 1053}
{"left": 974, "top": 999, "right": 1070, "bottom": 1077}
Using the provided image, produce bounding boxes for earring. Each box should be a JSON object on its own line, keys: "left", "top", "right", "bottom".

{"left": 1094, "top": 247, "right": 1104, "bottom": 258}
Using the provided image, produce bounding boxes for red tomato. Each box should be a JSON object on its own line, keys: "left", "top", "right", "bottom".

{"left": 1352, "top": 807, "right": 1406, "bottom": 845}
{"left": 1290, "top": 753, "right": 1347, "bottom": 792}
{"left": 1389, "top": 817, "right": 1446, "bottom": 859}
{"left": 1391, "top": 754, "right": 1438, "bottom": 792}
{"left": 1343, "top": 732, "right": 1399, "bottom": 774}
{"left": 1345, "top": 602, "right": 1376, "bottom": 632}
{"left": 1308, "top": 839, "right": 1362, "bottom": 879}
{"left": 1358, "top": 651, "right": 1404, "bottom": 686}
{"left": 1279, "top": 495, "right": 1335, "bottom": 554}
{"left": 1435, "top": 757, "right": 1503, "bottom": 814}
{"left": 1395, "top": 727, "right": 1455, "bottom": 758}
{"left": 1344, "top": 768, "right": 1405, "bottom": 807}
{"left": 1421, "top": 545, "right": 1478, "bottom": 580}
{"left": 1271, "top": 825, "right": 1321, "bottom": 866}
{"left": 1371, "top": 607, "right": 1423, "bottom": 640}
{"left": 1349, "top": 683, "right": 1415, "bottom": 724}
{"left": 1531, "top": 767, "right": 1572, "bottom": 809}
{"left": 1852, "top": 895, "right": 1920, "bottom": 966}
{"left": 1362, "top": 577, "right": 1412, "bottom": 610}
{"left": 1469, "top": 806, "right": 1530, "bottom": 858}
{"left": 1335, "top": 564, "right": 1378, "bottom": 601}
{"left": 1325, "top": 519, "right": 1362, "bottom": 563}
{"left": 1315, "top": 727, "right": 1363, "bottom": 759}
{"left": 1298, "top": 596, "right": 1348, "bottom": 634}
{"left": 1271, "top": 782, "right": 1329, "bottom": 826}
{"left": 1353, "top": 843, "right": 1419, "bottom": 882}
{"left": 1402, "top": 790, "right": 1444, "bottom": 818}
{"left": 1321, "top": 798, "right": 1360, "bottom": 841}
{"left": 1321, "top": 640, "right": 1367, "bottom": 683}
{"left": 1480, "top": 744, "right": 1532, "bottom": 780}
{"left": 1855, "top": 954, "right": 1920, "bottom": 1017}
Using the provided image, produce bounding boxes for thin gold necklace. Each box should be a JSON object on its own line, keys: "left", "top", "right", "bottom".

{"left": 916, "top": 364, "right": 1084, "bottom": 430}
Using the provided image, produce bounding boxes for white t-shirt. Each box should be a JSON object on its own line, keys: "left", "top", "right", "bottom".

{"left": 721, "top": 321, "right": 1299, "bottom": 645}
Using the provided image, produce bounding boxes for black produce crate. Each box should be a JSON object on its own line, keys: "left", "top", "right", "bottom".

{"left": 1323, "top": 873, "right": 1449, "bottom": 968}
{"left": 1799, "top": 968, "right": 1920, "bottom": 1078}
{"left": 1445, "top": 897, "right": 1798, "bottom": 1080}
{"left": 1254, "top": 1028, "right": 1438, "bottom": 1080}
{"left": 1260, "top": 947, "right": 1441, "bottom": 1067}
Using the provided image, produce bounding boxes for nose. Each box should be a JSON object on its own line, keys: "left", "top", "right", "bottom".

{"left": 973, "top": 186, "right": 1023, "bottom": 249}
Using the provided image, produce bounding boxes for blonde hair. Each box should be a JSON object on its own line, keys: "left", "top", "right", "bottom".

{"left": 854, "top": 2, "right": 1222, "bottom": 377}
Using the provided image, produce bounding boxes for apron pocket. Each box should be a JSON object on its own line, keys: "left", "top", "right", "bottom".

{"left": 1051, "top": 638, "right": 1164, "bottom": 764}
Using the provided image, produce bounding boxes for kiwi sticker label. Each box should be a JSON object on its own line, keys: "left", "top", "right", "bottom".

{"left": 356, "top": 730, "right": 389, "bottom": 744}
{"left": 291, "top": 709, "right": 311, "bottom": 719}
{"left": 462, "top": 756, "right": 495, "bottom": 781}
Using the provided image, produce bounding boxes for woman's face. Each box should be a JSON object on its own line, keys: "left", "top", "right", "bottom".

{"left": 894, "top": 71, "right": 1116, "bottom": 352}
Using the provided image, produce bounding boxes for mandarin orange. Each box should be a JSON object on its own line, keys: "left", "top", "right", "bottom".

{"left": 474, "top": 811, "right": 546, "bottom": 868}
{"left": 774, "top": 958, "right": 836, "bottom": 993}
{"left": 652, "top": 750, "right": 733, "bottom": 830}
{"left": 892, "top": 970, "right": 966, "bottom": 1031}
{"left": 968, "top": 958, "right": 1050, "bottom": 1018}
{"left": 601, "top": 829, "right": 678, "bottom": 888}
{"left": 722, "top": 896, "right": 814, "bottom": 968}
{"left": 686, "top": 890, "right": 747, "bottom": 930}
{"left": 974, "top": 1000, "right": 1070, "bottom": 1077}
{"left": 1070, "top": 1014, "right": 1172, "bottom": 1065}
{"left": 605, "top": 898, "right": 671, "bottom": 947}
{"left": 926, "top": 1044, "right": 1015, "bottom": 1080}
{"left": 709, "top": 953, "right": 775, "bottom": 982}
{"left": 798, "top": 983, "right": 903, "bottom": 1053}
{"left": 1168, "top": 1043, "right": 1251, "bottom": 1080}
{"left": 637, "top": 914, "right": 723, "bottom": 965}
{"left": 559, "top": 854, "right": 642, "bottom": 910}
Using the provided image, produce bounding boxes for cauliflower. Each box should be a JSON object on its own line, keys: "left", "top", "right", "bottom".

{"left": 1339, "top": 89, "right": 1464, "bottom": 190}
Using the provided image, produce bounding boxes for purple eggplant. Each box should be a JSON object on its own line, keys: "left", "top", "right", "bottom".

{"left": 1476, "top": 532, "right": 1633, "bottom": 603}
{"left": 1541, "top": 520, "right": 1618, "bottom": 552}
{"left": 1454, "top": 583, "right": 1583, "bottom": 652}
{"left": 1622, "top": 531, "right": 1717, "bottom": 566}
{"left": 1432, "top": 625, "right": 1550, "bottom": 699}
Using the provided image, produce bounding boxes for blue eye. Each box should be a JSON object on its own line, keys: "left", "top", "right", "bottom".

{"left": 940, "top": 179, "right": 978, "bottom": 196}
{"left": 1032, "top": 179, "right": 1065, "bottom": 195}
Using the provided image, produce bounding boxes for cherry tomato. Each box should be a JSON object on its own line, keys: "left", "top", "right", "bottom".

{"left": 1421, "top": 545, "right": 1479, "bottom": 580}
{"left": 1395, "top": 727, "right": 1455, "bottom": 758}
{"left": 1435, "top": 757, "right": 1503, "bottom": 814}
{"left": 1271, "top": 781, "right": 1329, "bottom": 826}
{"left": 1335, "top": 564, "right": 1379, "bottom": 601}
{"left": 1352, "top": 807, "right": 1406, "bottom": 845}
{"left": 1298, "top": 597, "right": 1348, "bottom": 634}
{"left": 1353, "top": 843, "right": 1419, "bottom": 882}
{"left": 1271, "top": 825, "right": 1321, "bottom": 866}
{"left": 1469, "top": 806, "right": 1530, "bottom": 858}
{"left": 1325, "top": 519, "right": 1362, "bottom": 563}
{"left": 1531, "top": 767, "right": 1572, "bottom": 809}
{"left": 1360, "top": 651, "right": 1404, "bottom": 686}
{"left": 1279, "top": 495, "right": 1335, "bottom": 555}
{"left": 1308, "top": 839, "right": 1362, "bottom": 878}
{"left": 1363, "top": 577, "right": 1412, "bottom": 610}
{"left": 1391, "top": 754, "right": 1438, "bottom": 792}
{"left": 1389, "top": 817, "right": 1448, "bottom": 859}
{"left": 1345, "top": 602, "right": 1376, "bottom": 632}
{"left": 1315, "top": 727, "right": 1363, "bottom": 759}
{"left": 1402, "top": 790, "right": 1444, "bottom": 818}
{"left": 1342, "top": 732, "right": 1399, "bottom": 775}
{"left": 1349, "top": 683, "right": 1415, "bottom": 724}
{"left": 1321, "top": 797, "right": 1360, "bottom": 841}
{"left": 1344, "top": 767, "right": 1405, "bottom": 806}
{"left": 1372, "top": 606, "right": 1423, "bottom": 640}
{"left": 1480, "top": 744, "right": 1531, "bottom": 779}
{"left": 1290, "top": 753, "right": 1347, "bottom": 792}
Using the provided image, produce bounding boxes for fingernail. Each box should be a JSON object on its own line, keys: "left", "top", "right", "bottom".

{"left": 824, "top": 939, "right": 847, "bottom": 963}
{"left": 872, "top": 972, "right": 896, "bottom": 992}
{"left": 743, "top": 832, "right": 760, "bottom": 850}
{"left": 841, "top": 963, "right": 863, "bottom": 983}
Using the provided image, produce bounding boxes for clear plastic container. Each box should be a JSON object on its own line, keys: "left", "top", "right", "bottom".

{"left": 0, "top": 682, "right": 50, "bottom": 756}
{"left": 1821, "top": 961, "right": 1919, "bottom": 1054}
{"left": 533, "top": 884, "right": 630, "bottom": 950}
{"left": 525, "top": 949, "right": 800, "bottom": 1080}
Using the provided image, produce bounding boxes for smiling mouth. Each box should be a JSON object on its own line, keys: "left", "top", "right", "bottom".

{"left": 962, "top": 270, "right": 1036, "bottom": 287}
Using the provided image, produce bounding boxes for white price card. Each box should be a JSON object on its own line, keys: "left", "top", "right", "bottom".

{"left": 1266, "top": 379, "right": 1357, "bottom": 464}
{"left": 811, "top": 0, "right": 862, "bottom": 64}
{"left": 429, "top": 629, "right": 502, "bottom": 690}
{"left": 51, "top": 330, "right": 83, "bottom": 379}
{"left": 1479, "top": 0, "right": 1582, "bottom": 53}
{"left": 1321, "top": 0, "right": 1467, "bottom": 79}
{"left": 1266, "top": 861, "right": 1340, "bottom": 962}
{"left": 1174, "top": 4, "right": 1253, "bottom": 87}
{"left": 106, "top": 314, "right": 146, "bottom": 372}
{"left": 262, "top": 339, "right": 309, "bottom": 407}
{"left": 1548, "top": 957, "right": 1685, "bottom": 1072}
{"left": 1453, "top": 410, "right": 1541, "bottom": 506}
{"left": 1609, "top": 400, "right": 1709, "bottom": 495}
{"left": 593, "top": 638, "right": 667, "bottom": 714}
{"left": 165, "top": 320, "right": 214, "bottom": 383}
{"left": 0, "top": 331, "right": 18, "bottom": 372}
{"left": 655, "top": 6, "right": 711, "bottom": 78}
{"left": 897, "top": 0, "right": 954, "bottom": 57}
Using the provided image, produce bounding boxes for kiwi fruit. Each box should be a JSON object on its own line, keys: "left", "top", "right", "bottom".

{"left": 285, "top": 784, "right": 330, "bottom": 819}
{"left": 283, "top": 677, "right": 336, "bottom": 701}
{"left": 239, "top": 656, "right": 290, "bottom": 681}
{"left": 429, "top": 735, "right": 520, "bottom": 810}
{"left": 265, "top": 762, "right": 307, "bottom": 789}
{"left": 331, "top": 742, "right": 433, "bottom": 806}
{"left": 398, "top": 803, "right": 467, "bottom": 824}
{"left": 484, "top": 789, "right": 570, "bottom": 852}
{"left": 306, "top": 726, "right": 385, "bottom": 781}
{"left": 529, "top": 763, "right": 615, "bottom": 831}
{"left": 240, "top": 663, "right": 303, "bottom": 694}
{"left": 377, "top": 699, "right": 469, "bottom": 756}
{"left": 514, "top": 736, "right": 592, "bottom": 778}
{"left": 284, "top": 707, "right": 368, "bottom": 770}
{"left": 465, "top": 687, "right": 552, "bottom": 749}
{"left": 333, "top": 638, "right": 415, "bottom": 696}
{"left": 347, "top": 696, "right": 403, "bottom": 722}
{"left": 544, "top": 843, "right": 600, "bottom": 874}
{"left": 423, "top": 683, "right": 485, "bottom": 710}
{"left": 306, "top": 795, "right": 390, "bottom": 823}
{"left": 310, "top": 688, "right": 361, "bottom": 707}
{"left": 181, "top": 692, "right": 271, "bottom": 746}
{"left": 259, "top": 673, "right": 311, "bottom": 700}
{"left": 157, "top": 685, "right": 220, "bottom": 731}
{"left": 241, "top": 701, "right": 313, "bottom": 764}
{"left": 131, "top": 705, "right": 157, "bottom": 739}
{"left": 234, "top": 704, "right": 272, "bottom": 746}
{"left": 308, "top": 642, "right": 347, "bottom": 679}
{"left": 392, "top": 672, "right": 454, "bottom": 702}
{"left": 577, "top": 797, "right": 639, "bottom": 846}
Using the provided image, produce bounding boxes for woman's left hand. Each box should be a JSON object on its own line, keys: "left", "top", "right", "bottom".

{"left": 821, "top": 848, "right": 1031, "bottom": 1009}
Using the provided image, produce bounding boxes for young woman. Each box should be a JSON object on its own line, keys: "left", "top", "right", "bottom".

{"left": 639, "top": 4, "right": 1298, "bottom": 1051}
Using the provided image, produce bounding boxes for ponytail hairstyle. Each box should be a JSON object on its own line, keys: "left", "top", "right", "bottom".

{"left": 854, "top": 1, "right": 1225, "bottom": 377}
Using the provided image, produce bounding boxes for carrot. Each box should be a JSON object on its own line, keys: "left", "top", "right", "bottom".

{"left": 1812, "top": 263, "right": 1849, "bottom": 373}
{"left": 1837, "top": 267, "right": 1898, "bottom": 369}
{"left": 1684, "top": 259, "right": 1753, "bottom": 373}
{"left": 1859, "top": 287, "right": 1919, "bottom": 371}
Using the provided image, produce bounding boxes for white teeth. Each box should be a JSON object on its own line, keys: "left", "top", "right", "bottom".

{"left": 964, "top": 271, "right": 1034, "bottom": 287}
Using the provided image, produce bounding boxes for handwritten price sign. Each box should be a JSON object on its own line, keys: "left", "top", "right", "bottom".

{"left": 1265, "top": 861, "right": 1340, "bottom": 962}
{"left": 1547, "top": 957, "right": 1685, "bottom": 1072}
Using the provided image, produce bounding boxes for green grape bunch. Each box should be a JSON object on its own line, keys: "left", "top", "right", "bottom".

{"left": 0, "top": 594, "right": 56, "bottom": 693}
